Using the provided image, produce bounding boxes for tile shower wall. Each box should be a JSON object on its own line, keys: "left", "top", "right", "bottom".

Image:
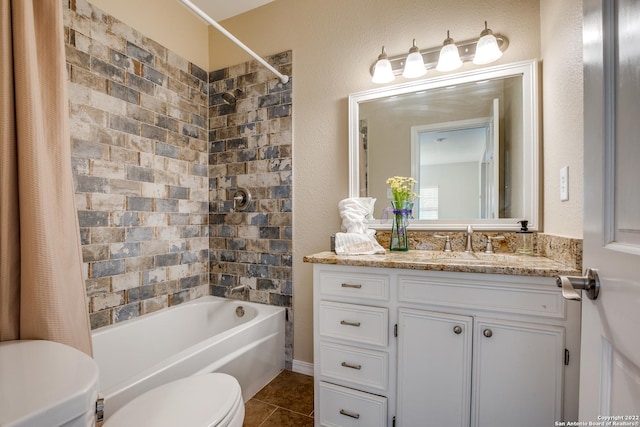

{"left": 64, "top": 0, "right": 294, "bottom": 367}
{"left": 208, "top": 54, "right": 293, "bottom": 367}
{"left": 64, "top": 0, "right": 210, "bottom": 328}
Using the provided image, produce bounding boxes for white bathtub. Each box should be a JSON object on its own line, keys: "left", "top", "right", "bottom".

{"left": 92, "top": 296, "right": 285, "bottom": 419}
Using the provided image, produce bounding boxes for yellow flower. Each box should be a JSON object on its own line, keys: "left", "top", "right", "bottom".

{"left": 386, "top": 176, "right": 418, "bottom": 203}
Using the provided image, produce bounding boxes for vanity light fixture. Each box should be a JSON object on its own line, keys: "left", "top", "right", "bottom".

{"left": 473, "top": 21, "right": 503, "bottom": 64}
{"left": 370, "top": 23, "right": 508, "bottom": 83}
{"left": 371, "top": 46, "right": 395, "bottom": 84}
{"left": 435, "top": 31, "right": 463, "bottom": 72}
{"left": 402, "top": 39, "right": 427, "bottom": 78}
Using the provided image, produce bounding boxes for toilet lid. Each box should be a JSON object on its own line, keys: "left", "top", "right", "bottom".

{"left": 104, "top": 373, "right": 243, "bottom": 427}
{"left": 0, "top": 340, "right": 99, "bottom": 427}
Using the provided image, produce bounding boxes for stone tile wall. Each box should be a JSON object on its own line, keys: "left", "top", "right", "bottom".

{"left": 208, "top": 54, "right": 293, "bottom": 367}
{"left": 64, "top": 0, "right": 210, "bottom": 328}
{"left": 63, "top": 0, "right": 294, "bottom": 367}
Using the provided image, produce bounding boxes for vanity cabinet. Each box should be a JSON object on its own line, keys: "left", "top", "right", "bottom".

{"left": 312, "top": 263, "right": 581, "bottom": 427}
{"left": 397, "top": 310, "right": 564, "bottom": 427}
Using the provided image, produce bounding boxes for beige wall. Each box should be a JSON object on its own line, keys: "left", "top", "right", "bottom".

{"left": 209, "top": 0, "right": 544, "bottom": 365}
{"left": 90, "top": 0, "right": 585, "bottom": 365}
{"left": 540, "top": 0, "right": 584, "bottom": 238}
{"left": 88, "top": 0, "right": 209, "bottom": 70}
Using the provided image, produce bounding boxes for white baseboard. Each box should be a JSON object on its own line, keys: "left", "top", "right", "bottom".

{"left": 292, "top": 359, "right": 314, "bottom": 376}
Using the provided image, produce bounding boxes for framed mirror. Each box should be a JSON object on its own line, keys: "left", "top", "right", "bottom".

{"left": 349, "top": 60, "right": 539, "bottom": 231}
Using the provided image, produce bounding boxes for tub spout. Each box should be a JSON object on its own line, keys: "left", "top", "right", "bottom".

{"left": 230, "top": 284, "right": 251, "bottom": 294}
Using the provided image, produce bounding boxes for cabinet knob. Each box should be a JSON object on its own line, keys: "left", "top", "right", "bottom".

{"left": 483, "top": 328, "right": 493, "bottom": 338}
{"left": 453, "top": 325, "right": 463, "bottom": 335}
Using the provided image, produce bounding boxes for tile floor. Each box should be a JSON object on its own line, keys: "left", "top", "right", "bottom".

{"left": 243, "top": 370, "right": 314, "bottom": 426}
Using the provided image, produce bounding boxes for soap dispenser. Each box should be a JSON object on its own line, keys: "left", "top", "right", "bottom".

{"left": 516, "top": 220, "right": 533, "bottom": 255}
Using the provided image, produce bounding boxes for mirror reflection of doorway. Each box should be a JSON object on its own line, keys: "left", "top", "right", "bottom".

{"left": 411, "top": 99, "right": 500, "bottom": 220}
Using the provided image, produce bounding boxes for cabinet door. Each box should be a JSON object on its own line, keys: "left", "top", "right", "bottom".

{"left": 472, "top": 318, "right": 564, "bottom": 427}
{"left": 397, "top": 309, "right": 472, "bottom": 427}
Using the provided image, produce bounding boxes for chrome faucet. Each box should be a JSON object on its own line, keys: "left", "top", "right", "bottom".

{"left": 465, "top": 225, "right": 474, "bottom": 253}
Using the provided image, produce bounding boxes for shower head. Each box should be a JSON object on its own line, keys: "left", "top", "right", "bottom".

{"left": 222, "top": 91, "right": 236, "bottom": 105}
{"left": 222, "top": 88, "right": 243, "bottom": 105}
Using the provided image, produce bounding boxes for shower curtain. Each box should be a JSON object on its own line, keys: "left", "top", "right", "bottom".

{"left": 0, "top": 0, "right": 92, "bottom": 355}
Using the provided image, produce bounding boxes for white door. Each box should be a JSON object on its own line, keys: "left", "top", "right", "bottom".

{"left": 580, "top": 0, "right": 640, "bottom": 419}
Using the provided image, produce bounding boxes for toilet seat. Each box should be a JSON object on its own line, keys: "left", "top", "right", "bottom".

{"left": 103, "top": 373, "right": 244, "bottom": 427}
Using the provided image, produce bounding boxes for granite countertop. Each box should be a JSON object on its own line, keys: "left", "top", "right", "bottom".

{"left": 303, "top": 250, "right": 581, "bottom": 277}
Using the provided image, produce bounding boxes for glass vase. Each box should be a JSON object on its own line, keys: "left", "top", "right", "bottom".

{"left": 390, "top": 201, "right": 413, "bottom": 251}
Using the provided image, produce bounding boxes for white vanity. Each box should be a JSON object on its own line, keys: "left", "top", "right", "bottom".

{"left": 305, "top": 251, "right": 581, "bottom": 427}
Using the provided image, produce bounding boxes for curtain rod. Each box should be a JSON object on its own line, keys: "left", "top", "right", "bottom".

{"left": 178, "top": 0, "right": 290, "bottom": 84}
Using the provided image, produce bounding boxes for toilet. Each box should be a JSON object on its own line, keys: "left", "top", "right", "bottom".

{"left": 0, "top": 340, "right": 244, "bottom": 427}
{"left": 0, "top": 340, "right": 99, "bottom": 427}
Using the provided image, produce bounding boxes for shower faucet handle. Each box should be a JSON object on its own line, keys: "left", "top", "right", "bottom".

{"left": 230, "top": 187, "right": 252, "bottom": 212}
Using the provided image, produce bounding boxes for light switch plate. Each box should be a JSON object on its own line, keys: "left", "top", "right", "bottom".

{"left": 560, "top": 166, "right": 569, "bottom": 201}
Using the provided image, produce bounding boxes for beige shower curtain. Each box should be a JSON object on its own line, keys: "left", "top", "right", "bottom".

{"left": 0, "top": 0, "right": 92, "bottom": 355}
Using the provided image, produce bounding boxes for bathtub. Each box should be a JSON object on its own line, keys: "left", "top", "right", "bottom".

{"left": 92, "top": 296, "right": 285, "bottom": 419}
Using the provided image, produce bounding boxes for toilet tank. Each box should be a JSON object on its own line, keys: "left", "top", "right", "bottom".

{"left": 0, "top": 340, "right": 99, "bottom": 427}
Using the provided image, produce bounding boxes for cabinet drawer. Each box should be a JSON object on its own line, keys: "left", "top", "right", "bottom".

{"left": 319, "top": 341, "right": 388, "bottom": 392}
{"left": 319, "top": 301, "right": 388, "bottom": 347}
{"left": 319, "top": 381, "right": 387, "bottom": 427}
{"left": 319, "top": 270, "right": 390, "bottom": 301}
{"left": 398, "top": 274, "right": 565, "bottom": 319}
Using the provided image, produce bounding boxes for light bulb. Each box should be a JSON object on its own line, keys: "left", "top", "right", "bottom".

{"left": 473, "top": 21, "right": 503, "bottom": 65}
{"left": 436, "top": 31, "right": 462, "bottom": 72}
{"left": 402, "top": 39, "right": 426, "bottom": 79}
{"left": 372, "top": 46, "right": 395, "bottom": 83}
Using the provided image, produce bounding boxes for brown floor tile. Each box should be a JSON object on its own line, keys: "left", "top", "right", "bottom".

{"left": 243, "top": 399, "right": 277, "bottom": 427}
{"left": 259, "top": 408, "right": 314, "bottom": 427}
{"left": 252, "top": 370, "right": 314, "bottom": 416}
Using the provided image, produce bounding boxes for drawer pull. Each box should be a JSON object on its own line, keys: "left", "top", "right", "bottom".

{"left": 453, "top": 325, "right": 463, "bottom": 335}
{"left": 340, "top": 409, "right": 361, "bottom": 419}
{"left": 341, "top": 361, "right": 362, "bottom": 370}
{"left": 483, "top": 328, "right": 493, "bottom": 338}
{"left": 340, "top": 320, "right": 361, "bottom": 327}
{"left": 341, "top": 283, "right": 362, "bottom": 289}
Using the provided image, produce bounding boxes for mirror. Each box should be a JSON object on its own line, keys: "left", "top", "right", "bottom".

{"left": 349, "top": 60, "right": 539, "bottom": 231}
